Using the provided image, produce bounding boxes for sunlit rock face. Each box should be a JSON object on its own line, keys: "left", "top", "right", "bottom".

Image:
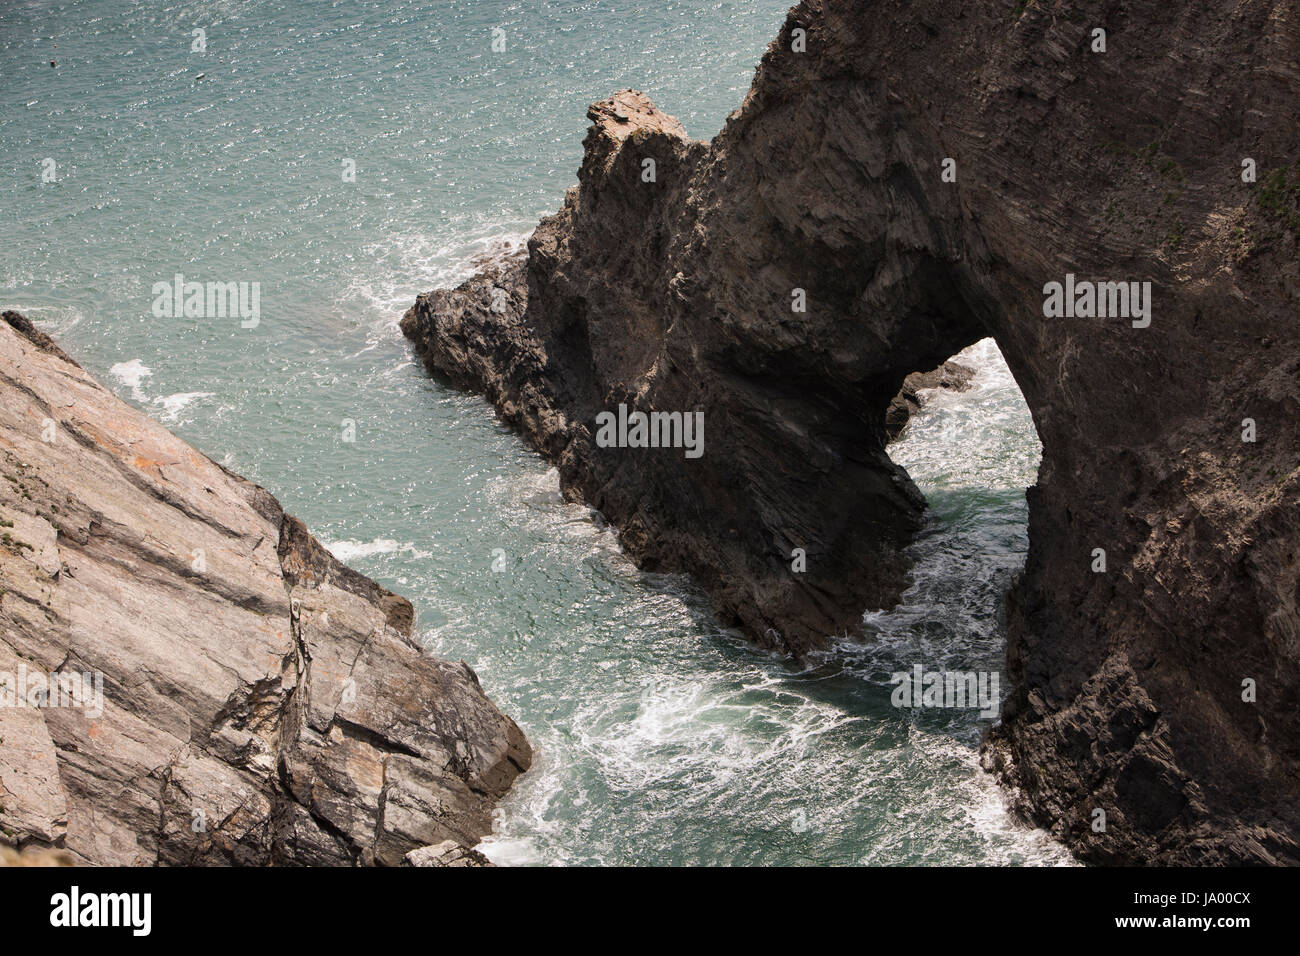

{"left": 403, "top": 0, "right": 1300, "bottom": 864}
{"left": 0, "top": 310, "right": 530, "bottom": 866}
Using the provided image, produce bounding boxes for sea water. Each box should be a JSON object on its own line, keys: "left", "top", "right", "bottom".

{"left": 1, "top": 0, "right": 1072, "bottom": 865}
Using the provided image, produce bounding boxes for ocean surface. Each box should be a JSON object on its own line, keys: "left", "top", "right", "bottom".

{"left": 1, "top": 0, "right": 1072, "bottom": 865}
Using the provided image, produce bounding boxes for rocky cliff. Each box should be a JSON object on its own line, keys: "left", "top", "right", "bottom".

{"left": 402, "top": 0, "right": 1300, "bottom": 864}
{"left": 0, "top": 310, "right": 530, "bottom": 865}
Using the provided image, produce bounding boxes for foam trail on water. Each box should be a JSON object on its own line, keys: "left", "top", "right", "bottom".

{"left": 338, "top": 229, "right": 533, "bottom": 352}
{"left": 152, "top": 391, "right": 213, "bottom": 423}
{"left": 323, "top": 538, "right": 432, "bottom": 562}
{"left": 108, "top": 359, "right": 152, "bottom": 402}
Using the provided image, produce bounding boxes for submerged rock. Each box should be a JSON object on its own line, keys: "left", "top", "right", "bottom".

{"left": 403, "top": 1, "right": 1300, "bottom": 865}
{"left": 0, "top": 310, "right": 530, "bottom": 865}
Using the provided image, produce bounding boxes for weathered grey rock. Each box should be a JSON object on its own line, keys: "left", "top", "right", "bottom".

{"left": 402, "top": 1, "right": 1300, "bottom": 864}
{"left": 0, "top": 310, "right": 530, "bottom": 865}
{"left": 402, "top": 839, "right": 493, "bottom": 867}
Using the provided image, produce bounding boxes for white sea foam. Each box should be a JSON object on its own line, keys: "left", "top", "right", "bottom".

{"left": 337, "top": 228, "right": 533, "bottom": 350}
{"left": 322, "top": 537, "right": 431, "bottom": 562}
{"left": 152, "top": 391, "right": 213, "bottom": 422}
{"left": 108, "top": 359, "right": 152, "bottom": 401}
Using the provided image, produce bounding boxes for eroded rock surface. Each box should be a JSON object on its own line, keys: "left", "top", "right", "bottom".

{"left": 403, "top": 1, "right": 1300, "bottom": 864}
{"left": 402, "top": 839, "right": 493, "bottom": 867}
{"left": 0, "top": 310, "right": 530, "bottom": 865}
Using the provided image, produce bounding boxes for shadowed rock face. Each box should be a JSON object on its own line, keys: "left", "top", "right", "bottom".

{"left": 403, "top": 0, "right": 1300, "bottom": 864}
{"left": 0, "top": 311, "right": 530, "bottom": 866}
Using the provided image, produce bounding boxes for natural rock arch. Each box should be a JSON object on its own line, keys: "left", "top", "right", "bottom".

{"left": 404, "top": 0, "right": 1300, "bottom": 864}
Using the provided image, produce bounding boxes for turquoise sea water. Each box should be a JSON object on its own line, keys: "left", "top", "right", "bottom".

{"left": 1, "top": 0, "right": 1072, "bottom": 865}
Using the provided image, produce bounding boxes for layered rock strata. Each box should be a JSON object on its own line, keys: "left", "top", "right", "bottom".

{"left": 0, "top": 310, "right": 530, "bottom": 865}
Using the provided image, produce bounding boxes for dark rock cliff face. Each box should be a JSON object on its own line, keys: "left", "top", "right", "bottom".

{"left": 402, "top": 0, "right": 1300, "bottom": 865}
{"left": 0, "top": 310, "right": 530, "bottom": 865}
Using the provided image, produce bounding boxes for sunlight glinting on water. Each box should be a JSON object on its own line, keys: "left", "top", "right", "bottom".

{"left": 2, "top": 0, "right": 1070, "bottom": 866}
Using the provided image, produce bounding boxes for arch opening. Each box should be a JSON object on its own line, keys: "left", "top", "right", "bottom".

{"left": 826, "top": 339, "right": 1044, "bottom": 720}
